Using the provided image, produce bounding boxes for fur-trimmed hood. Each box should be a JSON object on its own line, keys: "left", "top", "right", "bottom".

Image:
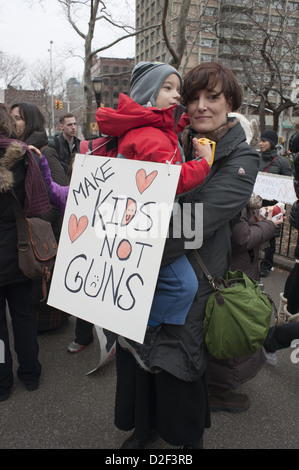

{"left": 0, "top": 138, "right": 52, "bottom": 217}
{"left": 0, "top": 141, "right": 26, "bottom": 193}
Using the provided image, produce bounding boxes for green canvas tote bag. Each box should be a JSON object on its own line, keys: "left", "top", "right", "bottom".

{"left": 192, "top": 251, "right": 276, "bottom": 359}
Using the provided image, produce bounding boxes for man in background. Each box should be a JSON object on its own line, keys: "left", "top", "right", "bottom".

{"left": 48, "top": 113, "right": 80, "bottom": 173}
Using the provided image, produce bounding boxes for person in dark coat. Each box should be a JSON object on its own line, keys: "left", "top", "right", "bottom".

{"left": 259, "top": 129, "right": 292, "bottom": 277}
{"left": 10, "top": 103, "right": 69, "bottom": 332}
{"left": 48, "top": 113, "right": 80, "bottom": 172}
{"left": 278, "top": 128, "right": 299, "bottom": 324}
{"left": 0, "top": 104, "right": 51, "bottom": 401}
{"left": 114, "top": 62, "right": 260, "bottom": 449}
{"left": 207, "top": 194, "right": 284, "bottom": 412}
{"left": 229, "top": 193, "right": 299, "bottom": 367}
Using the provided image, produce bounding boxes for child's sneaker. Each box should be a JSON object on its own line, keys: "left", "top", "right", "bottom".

{"left": 118, "top": 326, "right": 158, "bottom": 373}
{"left": 262, "top": 347, "right": 277, "bottom": 366}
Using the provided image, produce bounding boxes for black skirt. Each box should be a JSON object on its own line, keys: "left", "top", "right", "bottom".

{"left": 114, "top": 344, "right": 211, "bottom": 446}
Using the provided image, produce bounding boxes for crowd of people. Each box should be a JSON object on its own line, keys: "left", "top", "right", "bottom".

{"left": 0, "top": 60, "right": 298, "bottom": 449}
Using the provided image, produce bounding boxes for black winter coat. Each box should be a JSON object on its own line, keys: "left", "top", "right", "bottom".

{"left": 150, "top": 120, "right": 260, "bottom": 381}
{"left": 259, "top": 148, "right": 292, "bottom": 176}
{"left": 48, "top": 133, "right": 80, "bottom": 173}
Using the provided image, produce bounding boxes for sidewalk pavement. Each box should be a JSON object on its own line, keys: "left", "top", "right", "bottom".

{"left": 0, "top": 264, "right": 298, "bottom": 449}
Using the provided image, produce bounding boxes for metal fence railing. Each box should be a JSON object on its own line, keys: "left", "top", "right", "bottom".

{"left": 275, "top": 204, "right": 297, "bottom": 260}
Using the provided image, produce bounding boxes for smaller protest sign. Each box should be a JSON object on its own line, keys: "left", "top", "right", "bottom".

{"left": 253, "top": 172, "right": 296, "bottom": 204}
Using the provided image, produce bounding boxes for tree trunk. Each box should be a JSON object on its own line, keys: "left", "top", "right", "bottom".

{"left": 272, "top": 112, "right": 279, "bottom": 133}
{"left": 259, "top": 97, "right": 266, "bottom": 132}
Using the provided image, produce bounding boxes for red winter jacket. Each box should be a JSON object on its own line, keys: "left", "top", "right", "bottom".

{"left": 96, "top": 93, "right": 209, "bottom": 195}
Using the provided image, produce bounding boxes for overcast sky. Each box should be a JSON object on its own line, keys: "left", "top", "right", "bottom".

{"left": 0, "top": 0, "right": 135, "bottom": 86}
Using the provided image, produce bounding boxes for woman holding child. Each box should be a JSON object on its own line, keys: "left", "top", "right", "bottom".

{"left": 97, "top": 62, "right": 260, "bottom": 449}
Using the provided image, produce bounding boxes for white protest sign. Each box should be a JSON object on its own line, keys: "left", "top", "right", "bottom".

{"left": 47, "top": 154, "right": 181, "bottom": 343}
{"left": 253, "top": 171, "right": 296, "bottom": 204}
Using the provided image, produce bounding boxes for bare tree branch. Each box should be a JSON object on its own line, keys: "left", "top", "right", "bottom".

{"left": 0, "top": 51, "right": 26, "bottom": 87}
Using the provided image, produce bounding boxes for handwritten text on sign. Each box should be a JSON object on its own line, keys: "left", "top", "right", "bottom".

{"left": 253, "top": 171, "right": 296, "bottom": 204}
{"left": 47, "top": 155, "right": 181, "bottom": 343}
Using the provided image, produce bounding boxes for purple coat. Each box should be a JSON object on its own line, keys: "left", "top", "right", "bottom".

{"left": 40, "top": 155, "right": 69, "bottom": 214}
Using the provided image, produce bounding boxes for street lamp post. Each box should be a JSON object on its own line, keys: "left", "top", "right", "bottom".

{"left": 92, "top": 77, "right": 103, "bottom": 136}
{"left": 92, "top": 77, "right": 103, "bottom": 109}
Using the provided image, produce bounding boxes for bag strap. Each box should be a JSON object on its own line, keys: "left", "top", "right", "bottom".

{"left": 263, "top": 155, "right": 278, "bottom": 172}
{"left": 192, "top": 250, "right": 217, "bottom": 289}
{"left": 191, "top": 250, "right": 241, "bottom": 290}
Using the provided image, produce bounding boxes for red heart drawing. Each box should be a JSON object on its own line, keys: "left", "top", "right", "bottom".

{"left": 68, "top": 214, "right": 88, "bottom": 243}
{"left": 136, "top": 169, "right": 158, "bottom": 194}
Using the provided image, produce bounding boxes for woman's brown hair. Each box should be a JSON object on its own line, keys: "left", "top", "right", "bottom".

{"left": 0, "top": 103, "right": 16, "bottom": 138}
{"left": 182, "top": 62, "right": 243, "bottom": 111}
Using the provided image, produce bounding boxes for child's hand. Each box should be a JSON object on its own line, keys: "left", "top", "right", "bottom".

{"left": 192, "top": 138, "right": 213, "bottom": 166}
{"left": 266, "top": 208, "right": 285, "bottom": 226}
{"left": 28, "top": 145, "right": 42, "bottom": 159}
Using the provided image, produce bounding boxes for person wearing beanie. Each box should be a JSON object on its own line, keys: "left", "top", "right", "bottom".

{"left": 259, "top": 129, "right": 292, "bottom": 277}
{"left": 260, "top": 129, "right": 278, "bottom": 148}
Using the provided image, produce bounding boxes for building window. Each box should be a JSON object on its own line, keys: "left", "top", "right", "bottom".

{"left": 201, "top": 53, "right": 214, "bottom": 62}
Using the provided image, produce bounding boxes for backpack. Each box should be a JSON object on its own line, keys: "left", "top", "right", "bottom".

{"left": 80, "top": 136, "right": 118, "bottom": 157}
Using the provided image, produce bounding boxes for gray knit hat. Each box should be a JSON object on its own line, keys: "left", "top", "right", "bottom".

{"left": 130, "top": 61, "right": 182, "bottom": 106}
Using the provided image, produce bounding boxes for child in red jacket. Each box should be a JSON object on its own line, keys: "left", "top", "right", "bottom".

{"left": 95, "top": 62, "right": 213, "bottom": 372}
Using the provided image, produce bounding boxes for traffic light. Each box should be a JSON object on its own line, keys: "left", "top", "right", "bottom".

{"left": 278, "top": 136, "right": 285, "bottom": 145}
{"left": 54, "top": 100, "right": 63, "bottom": 110}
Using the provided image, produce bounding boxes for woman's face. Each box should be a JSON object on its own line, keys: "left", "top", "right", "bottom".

{"left": 186, "top": 82, "right": 232, "bottom": 134}
{"left": 259, "top": 139, "right": 272, "bottom": 153}
{"left": 11, "top": 106, "right": 25, "bottom": 137}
